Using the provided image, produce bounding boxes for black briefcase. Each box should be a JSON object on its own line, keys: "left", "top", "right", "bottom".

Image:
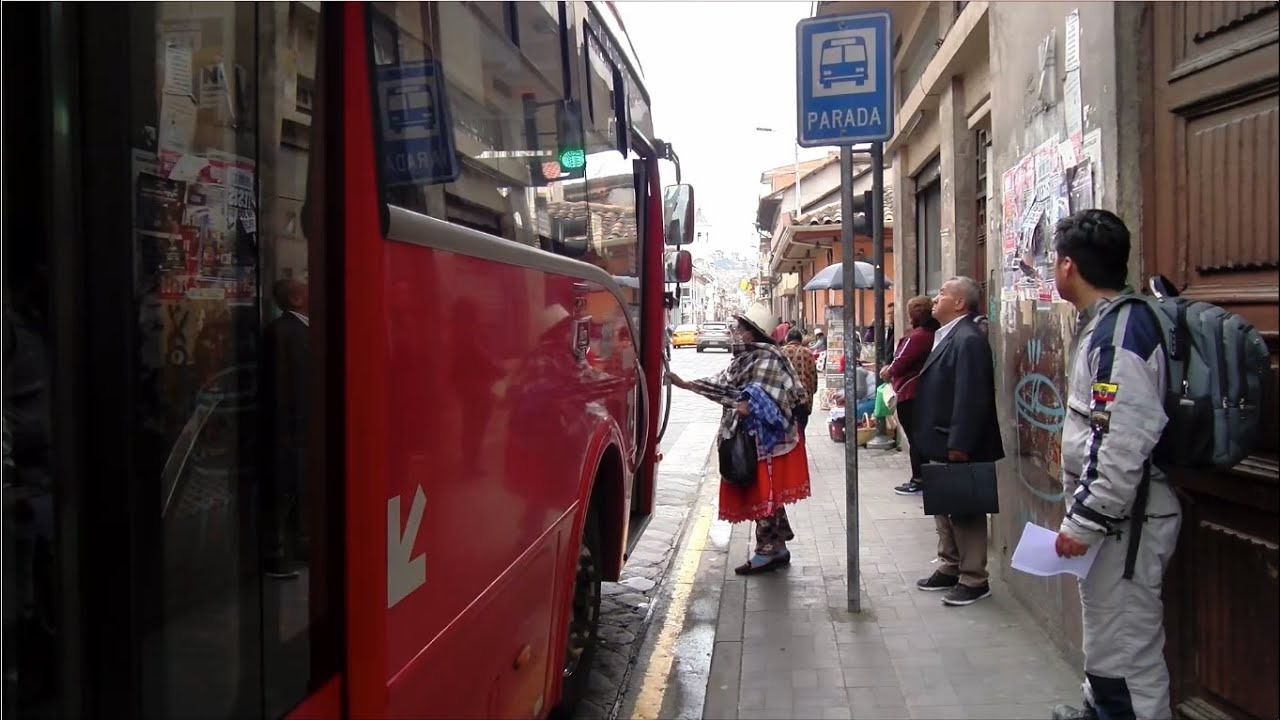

{"left": 920, "top": 462, "right": 1000, "bottom": 516}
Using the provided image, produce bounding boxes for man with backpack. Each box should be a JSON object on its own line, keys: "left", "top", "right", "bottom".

{"left": 1049, "top": 210, "right": 1181, "bottom": 720}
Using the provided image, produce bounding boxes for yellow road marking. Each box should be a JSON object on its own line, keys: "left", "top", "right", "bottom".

{"left": 630, "top": 506, "right": 712, "bottom": 720}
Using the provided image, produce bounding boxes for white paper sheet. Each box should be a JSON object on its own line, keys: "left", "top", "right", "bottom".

{"left": 163, "top": 43, "right": 193, "bottom": 97}
{"left": 1010, "top": 522, "right": 1101, "bottom": 579}
{"left": 1064, "top": 9, "right": 1081, "bottom": 72}
{"left": 1058, "top": 139, "right": 1079, "bottom": 169}
{"left": 1064, "top": 71, "right": 1084, "bottom": 140}
{"left": 1081, "top": 128, "right": 1104, "bottom": 205}
{"left": 158, "top": 95, "right": 197, "bottom": 154}
{"left": 168, "top": 153, "right": 208, "bottom": 182}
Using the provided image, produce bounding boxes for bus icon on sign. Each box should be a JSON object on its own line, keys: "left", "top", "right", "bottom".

{"left": 819, "top": 36, "right": 868, "bottom": 88}
{"left": 386, "top": 82, "right": 436, "bottom": 135}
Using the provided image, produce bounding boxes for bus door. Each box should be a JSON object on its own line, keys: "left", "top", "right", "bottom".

{"left": 21, "top": 3, "right": 345, "bottom": 717}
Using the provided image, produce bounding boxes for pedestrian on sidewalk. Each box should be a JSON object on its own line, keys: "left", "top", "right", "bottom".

{"left": 667, "top": 303, "right": 811, "bottom": 576}
{"left": 809, "top": 327, "right": 827, "bottom": 353}
{"left": 836, "top": 356, "right": 876, "bottom": 422}
{"left": 911, "top": 276, "right": 1004, "bottom": 607}
{"left": 881, "top": 295, "right": 940, "bottom": 495}
{"left": 770, "top": 316, "right": 791, "bottom": 344}
{"left": 261, "top": 277, "right": 310, "bottom": 580}
{"left": 780, "top": 327, "right": 818, "bottom": 434}
{"left": 1049, "top": 210, "right": 1180, "bottom": 720}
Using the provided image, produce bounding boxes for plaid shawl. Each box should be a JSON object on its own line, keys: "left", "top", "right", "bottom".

{"left": 688, "top": 343, "right": 806, "bottom": 439}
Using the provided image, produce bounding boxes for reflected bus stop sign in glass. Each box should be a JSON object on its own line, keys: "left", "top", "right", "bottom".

{"left": 375, "top": 60, "right": 460, "bottom": 187}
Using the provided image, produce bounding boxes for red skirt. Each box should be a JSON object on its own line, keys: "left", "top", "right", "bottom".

{"left": 718, "top": 438, "right": 812, "bottom": 523}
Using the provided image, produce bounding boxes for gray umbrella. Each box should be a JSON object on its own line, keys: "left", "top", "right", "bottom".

{"left": 802, "top": 261, "right": 892, "bottom": 291}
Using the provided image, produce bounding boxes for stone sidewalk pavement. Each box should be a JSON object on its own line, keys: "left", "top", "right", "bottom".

{"left": 700, "top": 427, "right": 1083, "bottom": 720}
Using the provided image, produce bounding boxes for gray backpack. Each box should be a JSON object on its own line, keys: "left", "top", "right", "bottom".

{"left": 1107, "top": 280, "right": 1268, "bottom": 581}
{"left": 1115, "top": 278, "right": 1270, "bottom": 470}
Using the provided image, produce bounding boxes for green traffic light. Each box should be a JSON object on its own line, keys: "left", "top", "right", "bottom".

{"left": 559, "top": 147, "right": 586, "bottom": 170}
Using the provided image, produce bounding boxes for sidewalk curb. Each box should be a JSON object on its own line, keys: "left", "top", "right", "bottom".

{"left": 702, "top": 520, "right": 751, "bottom": 720}
{"left": 603, "top": 438, "right": 719, "bottom": 720}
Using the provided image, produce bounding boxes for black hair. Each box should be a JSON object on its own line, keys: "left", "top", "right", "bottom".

{"left": 786, "top": 327, "right": 803, "bottom": 343}
{"left": 1053, "top": 209, "right": 1131, "bottom": 291}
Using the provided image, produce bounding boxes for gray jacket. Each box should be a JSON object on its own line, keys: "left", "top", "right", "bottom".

{"left": 1060, "top": 296, "right": 1169, "bottom": 544}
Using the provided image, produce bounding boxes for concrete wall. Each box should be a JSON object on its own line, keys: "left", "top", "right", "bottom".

{"left": 986, "top": 0, "right": 1147, "bottom": 666}
{"left": 800, "top": 161, "right": 845, "bottom": 211}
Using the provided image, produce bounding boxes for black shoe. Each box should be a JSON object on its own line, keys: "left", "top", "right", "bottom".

{"left": 1051, "top": 704, "right": 1098, "bottom": 720}
{"left": 916, "top": 570, "right": 960, "bottom": 591}
{"left": 941, "top": 582, "right": 991, "bottom": 606}
{"left": 734, "top": 552, "right": 789, "bottom": 576}
{"left": 894, "top": 480, "right": 923, "bottom": 495}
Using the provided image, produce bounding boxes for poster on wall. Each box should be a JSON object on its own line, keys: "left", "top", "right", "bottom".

{"left": 137, "top": 173, "right": 186, "bottom": 233}
{"left": 998, "top": 134, "right": 1085, "bottom": 309}
{"left": 1069, "top": 159, "right": 1095, "bottom": 212}
{"left": 825, "top": 310, "right": 844, "bottom": 381}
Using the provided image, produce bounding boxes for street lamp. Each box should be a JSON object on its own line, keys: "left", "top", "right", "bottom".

{"left": 755, "top": 127, "right": 801, "bottom": 218}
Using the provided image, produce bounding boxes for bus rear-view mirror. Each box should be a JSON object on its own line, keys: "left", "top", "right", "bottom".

{"left": 664, "top": 249, "right": 692, "bottom": 284}
{"left": 662, "top": 184, "right": 695, "bottom": 246}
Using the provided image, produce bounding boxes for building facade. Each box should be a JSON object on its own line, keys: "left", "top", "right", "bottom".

{"left": 817, "top": 2, "right": 1279, "bottom": 717}
{"left": 757, "top": 156, "right": 897, "bottom": 335}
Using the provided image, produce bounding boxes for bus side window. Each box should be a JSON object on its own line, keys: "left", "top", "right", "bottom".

{"left": 365, "top": 1, "right": 642, "bottom": 300}
{"left": 369, "top": 2, "right": 565, "bottom": 249}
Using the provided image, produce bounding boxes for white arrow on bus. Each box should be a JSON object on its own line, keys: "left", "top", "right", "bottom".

{"left": 387, "top": 485, "right": 427, "bottom": 608}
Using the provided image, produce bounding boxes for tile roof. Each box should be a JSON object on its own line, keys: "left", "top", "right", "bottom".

{"left": 545, "top": 201, "right": 638, "bottom": 275}
{"left": 796, "top": 184, "right": 895, "bottom": 228}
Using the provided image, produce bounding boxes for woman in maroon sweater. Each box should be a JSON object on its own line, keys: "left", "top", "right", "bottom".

{"left": 880, "top": 296, "right": 940, "bottom": 495}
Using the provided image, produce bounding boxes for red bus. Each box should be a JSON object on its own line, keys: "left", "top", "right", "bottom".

{"left": 2, "top": 2, "right": 693, "bottom": 718}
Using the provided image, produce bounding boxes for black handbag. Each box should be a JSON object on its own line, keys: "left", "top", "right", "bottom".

{"left": 718, "top": 425, "right": 758, "bottom": 487}
{"left": 921, "top": 461, "right": 1000, "bottom": 516}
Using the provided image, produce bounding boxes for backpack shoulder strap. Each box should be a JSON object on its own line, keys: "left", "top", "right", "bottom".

{"left": 1102, "top": 293, "right": 1180, "bottom": 363}
{"left": 1123, "top": 461, "right": 1150, "bottom": 581}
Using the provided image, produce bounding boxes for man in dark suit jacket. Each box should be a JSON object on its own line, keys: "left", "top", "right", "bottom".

{"left": 261, "top": 278, "right": 309, "bottom": 579}
{"left": 911, "top": 276, "right": 1004, "bottom": 607}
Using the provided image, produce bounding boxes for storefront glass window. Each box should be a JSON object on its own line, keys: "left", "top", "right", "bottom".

{"left": 366, "top": 1, "right": 643, "bottom": 305}
{"left": 128, "top": 3, "right": 336, "bottom": 716}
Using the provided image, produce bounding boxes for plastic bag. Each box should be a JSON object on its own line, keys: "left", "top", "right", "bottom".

{"left": 881, "top": 382, "right": 898, "bottom": 411}
{"left": 874, "top": 383, "right": 895, "bottom": 418}
{"left": 718, "top": 425, "right": 758, "bottom": 487}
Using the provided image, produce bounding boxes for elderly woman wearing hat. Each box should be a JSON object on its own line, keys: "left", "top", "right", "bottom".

{"left": 667, "top": 303, "right": 812, "bottom": 575}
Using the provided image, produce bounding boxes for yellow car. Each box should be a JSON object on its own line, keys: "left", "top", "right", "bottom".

{"left": 671, "top": 324, "right": 699, "bottom": 348}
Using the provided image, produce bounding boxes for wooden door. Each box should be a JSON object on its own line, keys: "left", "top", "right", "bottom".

{"left": 1145, "top": 3, "right": 1279, "bottom": 719}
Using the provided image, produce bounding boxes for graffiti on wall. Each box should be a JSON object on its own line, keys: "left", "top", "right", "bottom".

{"left": 1011, "top": 328, "right": 1072, "bottom": 503}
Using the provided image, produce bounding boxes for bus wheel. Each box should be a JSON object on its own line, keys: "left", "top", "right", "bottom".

{"left": 557, "top": 507, "right": 602, "bottom": 713}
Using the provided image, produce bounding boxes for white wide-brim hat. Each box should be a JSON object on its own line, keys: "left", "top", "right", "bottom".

{"left": 535, "top": 304, "right": 571, "bottom": 338}
{"left": 733, "top": 302, "right": 779, "bottom": 343}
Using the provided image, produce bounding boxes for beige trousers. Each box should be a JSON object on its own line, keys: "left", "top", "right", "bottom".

{"left": 934, "top": 513, "right": 989, "bottom": 587}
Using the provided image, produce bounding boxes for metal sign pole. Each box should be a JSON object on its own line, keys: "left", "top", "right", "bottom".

{"left": 839, "top": 145, "right": 861, "bottom": 614}
{"left": 867, "top": 142, "right": 896, "bottom": 451}
{"left": 797, "top": 8, "right": 895, "bottom": 617}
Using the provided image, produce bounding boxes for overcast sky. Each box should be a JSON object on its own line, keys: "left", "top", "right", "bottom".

{"left": 617, "top": 1, "right": 831, "bottom": 257}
